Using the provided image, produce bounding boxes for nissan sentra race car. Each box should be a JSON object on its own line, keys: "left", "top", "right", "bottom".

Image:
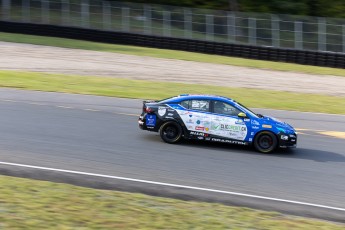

{"left": 138, "top": 94, "right": 297, "bottom": 153}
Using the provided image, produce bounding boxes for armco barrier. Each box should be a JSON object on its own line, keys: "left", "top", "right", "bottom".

{"left": 0, "top": 21, "right": 344, "bottom": 68}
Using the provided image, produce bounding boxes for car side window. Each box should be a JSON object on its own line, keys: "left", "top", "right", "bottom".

{"left": 180, "top": 100, "right": 210, "bottom": 112}
{"left": 190, "top": 100, "right": 210, "bottom": 112}
{"left": 213, "top": 101, "right": 240, "bottom": 116}
{"left": 180, "top": 100, "right": 190, "bottom": 109}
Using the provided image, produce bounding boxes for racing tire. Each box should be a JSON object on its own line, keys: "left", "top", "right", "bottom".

{"left": 253, "top": 131, "right": 278, "bottom": 153}
{"left": 159, "top": 121, "right": 183, "bottom": 144}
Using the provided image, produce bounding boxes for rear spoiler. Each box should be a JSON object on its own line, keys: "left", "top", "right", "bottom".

{"left": 143, "top": 100, "right": 157, "bottom": 104}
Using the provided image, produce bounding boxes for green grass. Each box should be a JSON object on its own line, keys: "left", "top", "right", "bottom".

{"left": 1, "top": 70, "right": 345, "bottom": 114}
{"left": 1, "top": 32, "right": 345, "bottom": 76}
{"left": 0, "top": 175, "right": 343, "bottom": 229}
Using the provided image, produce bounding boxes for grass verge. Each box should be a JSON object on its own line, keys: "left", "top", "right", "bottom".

{"left": 1, "top": 70, "right": 345, "bottom": 114}
{"left": 1, "top": 32, "right": 345, "bottom": 77}
{"left": 0, "top": 175, "right": 343, "bottom": 229}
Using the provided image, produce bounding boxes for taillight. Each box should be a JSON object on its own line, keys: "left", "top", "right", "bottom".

{"left": 145, "top": 107, "right": 154, "bottom": 113}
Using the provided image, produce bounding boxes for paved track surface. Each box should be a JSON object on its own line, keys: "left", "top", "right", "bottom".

{"left": 0, "top": 88, "right": 344, "bottom": 221}
{"left": 1, "top": 41, "right": 345, "bottom": 96}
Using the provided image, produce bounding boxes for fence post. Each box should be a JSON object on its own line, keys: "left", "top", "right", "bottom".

{"left": 144, "top": 4, "right": 151, "bottom": 35}
{"left": 318, "top": 17, "right": 326, "bottom": 51}
{"left": 61, "top": 0, "right": 70, "bottom": 26}
{"left": 227, "top": 12, "right": 236, "bottom": 43}
{"left": 2, "top": 0, "right": 10, "bottom": 20}
{"left": 271, "top": 15, "right": 280, "bottom": 47}
{"left": 248, "top": 17, "right": 256, "bottom": 45}
{"left": 81, "top": 0, "right": 89, "bottom": 28}
{"left": 22, "top": 0, "right": 30, "bottom": 22}
{"left": 206, "top": 14, "right": 214, "bottom": 41}
{"left": 163, "top": 10, "right": 171, "bottom": 37}
{"left": 102, "top": 1, "right": 111, "bottom": 30}
{"left": 122, "top": 7, "right": 129, "bottom": 32}
{"left": 184, "top": 8, "right": 192, "bottom": 39}
{"left": 295, "top": 21, "right": 303, "bottom": 49}
{"left": 41, "top": 0, "right": 49, "bottom": 24}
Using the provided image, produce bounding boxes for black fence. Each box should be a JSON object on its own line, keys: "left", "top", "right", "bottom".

{"left": 1, "top": 21, "right": 345, "bottom": 68}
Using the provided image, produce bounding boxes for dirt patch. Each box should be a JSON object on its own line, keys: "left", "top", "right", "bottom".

{"left": 1, "top": 41, "right": 344, "bottom": 96}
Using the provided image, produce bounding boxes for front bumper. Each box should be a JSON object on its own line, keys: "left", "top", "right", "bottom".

{"left": 278, "top": 133, "right": 297, "bottom": 148}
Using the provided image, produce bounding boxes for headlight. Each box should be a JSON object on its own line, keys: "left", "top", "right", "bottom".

{"left": 280, "top": 135, "right": 289, "bottom": 140}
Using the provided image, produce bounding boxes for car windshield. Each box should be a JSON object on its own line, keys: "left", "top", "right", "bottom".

{"left": 234, "top": 101, "right": 259, "bottom": 118}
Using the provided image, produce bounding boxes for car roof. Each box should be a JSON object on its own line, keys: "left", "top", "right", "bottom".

{"left": 160, "top": 94, "right": 235, "bottom": 103}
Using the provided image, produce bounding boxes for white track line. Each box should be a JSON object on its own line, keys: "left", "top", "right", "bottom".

{"left": 0, "top": 161, "right": 344, "bottom": 212}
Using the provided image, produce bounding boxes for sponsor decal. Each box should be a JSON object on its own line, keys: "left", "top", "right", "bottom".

{"left": 197, "top": 136, "right": 204, "bottom": 140}
{"left": 251, "top": 120, "right": 260, "bottom": 126}
{"left": 189, "top": 114, "right": 193, "bottom": 117}
{"left": 186, "top": 119, "right": 194, "bottom": 124}
{"left": 167, "top": 109, "right": 175, "bottom": 112}
{"left": 211, "top": 138, "right": 246, "bottom": 145}
{"left": 211, "top": 124, "right": 220, "bottom": 130}
{"left": 235, "top": 119, "right": 245, "bottom": 125}
{"left": 249, "top": 138, "right": 253, "bottom": 141}
{"left": 190, "top": 131, "right": 205, "bottom": 136}
{"left": 205, "top": 127, "right": 209, "bottom": 131}
{"left": 205, "top": 137, "right": 211, "bottom": 141}
{"left": 250, "top": 132, "right": 254, "bottom": 136}
{"left": 188, "top": 125, "right": 193, "bottom": 129}
{"left": 158, "top": 107, "right": 166, "bottom": 116}
{"left": 262, "top": 124, "right": 272, "bottom": 129}
{"left": 196, "top": 120, "right": 201, "bottom": 124}
{"left": 167, "top": 113, "right": 174, "bottom": 116}
{"left": 252, "top": 126, "right": 260, "bottom": 130}
{"left": 146, "top": 114, "right": 156, "bottom": 126}
{"left": 203, "top": 121, "right": 210, "bottom": 126}
{"left": 220, "top": 124, "right": 243, "bottom": 131}
{"left": 244, "top": 118, "right": 250, "bottom": 122}
{"left": 195, "top": 126, "right": 205, "bottom": 131}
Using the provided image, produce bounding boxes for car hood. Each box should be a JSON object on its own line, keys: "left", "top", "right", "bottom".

{"left": 260, "top": 115, "right": 295, "bottom": 134}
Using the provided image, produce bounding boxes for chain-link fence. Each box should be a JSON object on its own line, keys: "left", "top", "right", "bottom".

{"left": 1, "top": 0, "right": 345, "bottom": 53}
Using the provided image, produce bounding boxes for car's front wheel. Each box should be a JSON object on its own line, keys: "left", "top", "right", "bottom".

{"left": 159, "top": 121, "right": 183, "bottom": 144}
{"left": 253, "top": 131, "right": 278, "bottom": 153}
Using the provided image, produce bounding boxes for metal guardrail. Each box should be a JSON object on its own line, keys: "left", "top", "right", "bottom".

{"left": 1, "top": 0, "right": 345, "bottom": 53}
{"left": 1, "top": 20, "right": 344, "bottom": 68}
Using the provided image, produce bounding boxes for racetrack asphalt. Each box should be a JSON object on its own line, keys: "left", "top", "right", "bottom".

{"left": 0, "top": 88, "right": 344, "bottom": 222}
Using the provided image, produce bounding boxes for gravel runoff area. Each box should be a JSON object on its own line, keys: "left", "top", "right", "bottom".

{"left": 1, "top": 41, "right": 345, "bottom": 96}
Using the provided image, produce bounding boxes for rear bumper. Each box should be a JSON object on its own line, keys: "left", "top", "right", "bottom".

{"left": 138, "top": 115, "right": 146, "bottom": 130}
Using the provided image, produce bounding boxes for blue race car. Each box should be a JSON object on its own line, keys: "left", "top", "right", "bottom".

{"left": 138, "top": 94, "right": 297, "bottom": 153}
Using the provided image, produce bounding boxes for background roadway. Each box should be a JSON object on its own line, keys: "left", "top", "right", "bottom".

{"left": 0, "top": 88, "right": 344, "bottom": 221}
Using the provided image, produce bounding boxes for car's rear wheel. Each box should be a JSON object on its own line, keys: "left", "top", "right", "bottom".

{"left": 160, "top": 121, "right": 182, "bottom": 144}
{"left": 254, "top": 131, "right": 278, "bottom": 153}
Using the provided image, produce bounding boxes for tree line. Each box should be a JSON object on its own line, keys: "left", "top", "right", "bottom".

{"left": 119, "top": 0, "right": 345, "bottom": 18}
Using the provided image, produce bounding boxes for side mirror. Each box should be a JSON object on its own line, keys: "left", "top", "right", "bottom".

{"left": 238, "top": 112, "right": 247, "bottom": 118}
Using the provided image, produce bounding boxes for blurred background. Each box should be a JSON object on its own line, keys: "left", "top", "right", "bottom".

{"left": 1, "top": 0, "right": 345, "bottom": 53}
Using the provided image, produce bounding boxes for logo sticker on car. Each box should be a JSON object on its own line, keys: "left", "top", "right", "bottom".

{"left": 158, "top": 107, "right": 166, "bottom": 117}
{"left": 146, "top": 114, "right": 156, "bottom": 126}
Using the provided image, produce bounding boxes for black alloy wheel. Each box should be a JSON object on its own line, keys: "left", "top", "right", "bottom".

{"left": 160, "top": 121, "right": 183, "bottom": 144}
{"left": 254, "top": 131, "right": 278, "bottom": 153}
